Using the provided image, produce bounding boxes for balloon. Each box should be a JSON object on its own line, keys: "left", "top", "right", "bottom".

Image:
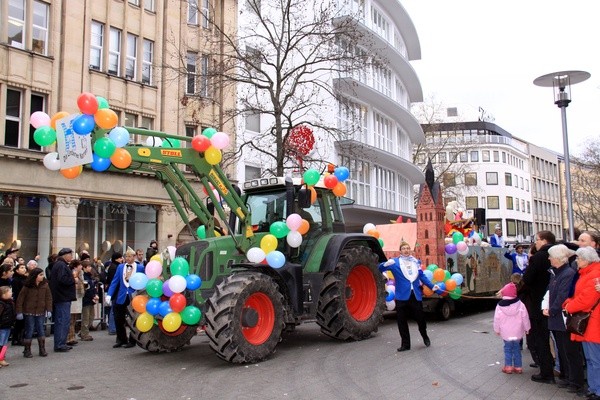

{"left": 150, "top": 254, "right": 162, "bottom": 262}
{"left": 286, "top": 231, "right": 303, "bottom": 248}
{"left": 286, "top": 213, "right": 302, "bottom": 231}
{"left": 129, "top": 272, "right": 149, "bottom": 290}
{"left": 445, "top": 243, "right": 457, "bottom": 255}
{"left": 445, "top": 279, "right": 457, "bottom": 291}
{"left": 422, "top": 286, "right": 434, "bottom": 297}
{"left": 444, "top": 270, "right": 452, "bottom": 281}
{"left": 162, "top": 279, "right": 174, "bottom": 297}
{"left": 309, "top": 187, "right": 317, "bottom": 204}
{"left": 303, "top": 169, "right": 320, "bottom": 186}
{"left": 458, "top": 247, "right": 470, "bottom": 256}
{"left": 423, "top": 269, "right": 433, "bottom": 281}
{"left": 77, "top": 92, "right": 99, "bottom": 115}
{"left": 93, "top": 137, "right": 117, "bottom": 158}
{"left": 72, "top": 114, "right": 95, "bottom": 134}
{"left": 185, "top": 274, "right": 202, "bottom": 290}
{"left": 451, "top": 273, "right": 464, "bottom": 286}
{"left": 269, "top": 221, "right": 289, "bottom": 239}
{"left": 30, "top": 111, "right": 51, "bottom": 128}
{"left": 167, "top": 245, "right": 176, "bottom": 261}
{"left": 146, "top": 278, "right": 163, "bottom": 297}
{"left": 191, "top": 135, "right": 211, "bottom": 152}
{"left": 385, "top": 287, "right": 395, "bottom": 302}
{"left": 94, "top": 108, "right": 118, "bottom": 129}
{"left": 386, "top": 300, "right": 396, "bottom": 311}
{"left": 169, "top": 293, "right": 187, "bottom": 313}
{"left": 162, "top": 138, "right": 181, "bottom": 148}
{"left": 170, "top": 257, "right": 190, "bottom": 276}
{"left": 145, "top": 136, "right": 162, "bottom": 147}
{"left": 247, "top": 247, "right": 266, "bottom": 263}
{"left": 456, "top": 241, "right": 468, "bottom": 252}
{"left": 162, "top": 312, "right": 182, "bottom": 332}
{"left": 60, "top": 165, "right": 83, "bottom": 179}
{"left": 297, "top": 219, "right": 310, "bottom": 235}
{"left": 108, "top": 127, "right": 130, "bottom": 147}
{"left": 110, "top": 148, "right": 132, "bottom": 169}
{"left": 34, "top": 126, "right": 57, "bottom": 146}
{"left": 363, "top": 223, "right": 376, "bottom": 234}
{"left": 366, "top": 229, "right": 380, "bottom": 239}
{"left": 145, "top": 298, "right": 161, "bottom": 316}
{"left": 90, "top": 153, "right": 111, "bottom": 172}
{"left": 260, "top": 234, "right": 278, "bottom": 253}
{"left": 449, "top": 287, "right": 462, "bottom": 300}
{"left": 132, "top": 295, "right": 149, "bottom": 313}
{"left": 433, "top": 268, "right": 446, "bottom": 282}
{"left": 323, "top": 174, "right": 338, "bottom": 189}
{"left": 196, "top": 225, "right": 206, "bottom": 239}
{"left": 332, "top": 182, "right": 347, "bottom": 197}
{"left": 50, "top": 111, "right": 70, "bottom": 129}
{"left": 96, "top": 96, "right": 109, "bottom": 109}
{"left": 452, "top": 232, "right": 465, "bottom": 244}
{"left": 181, "top": 305, "right": 202, "bottom": 325}
{"left": 202, "top": 127, "right": 217, "bottom": 138}
{"left": 169, "top": 275, "right": 187, "bottom": 293}
{"left": 333, "top": 166, "right": 350, "bottom": 182}
{"left": 204, "top": 146, "right": 222, "bottom": 165}
{"left": 210, "top": 131, "right": 230, "bottom": 149}
{"left": 43, "top": 152, "right": 61, "bottom": 171}
{"left": 158, "top": 300, "right": 173, "bottom": 317}
{"left": 145, "top": 260, "right": 163, "bottom": 279}
{"left": 266, "top": 250, "right": 286, "bottom": 269}
{"left": 437, "top": 282, "right": 446, "bottom": 293}
{"left": 427, "top": 264, "right": 438, "bottom": 272}
{"left": 378, "top": 238, "right": 384, "bottom": 248}
{"left": 135, "top": 312, "right": 154, "bottom": 332}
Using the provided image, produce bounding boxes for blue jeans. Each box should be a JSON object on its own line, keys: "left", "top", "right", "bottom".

{"left": 24, "top": 315, "right": 46, "bottom": 339}
{"left": 583, "top": 342, "right": 600, "bottom": 395}
{"left": 504, "top": 339, "right": 522, "bottom": 367}
{"left": 53, "top": 302, "right": 71, "bottom": 350}
{"left": 0, "top": 328, "right": 9, "bottom": 346}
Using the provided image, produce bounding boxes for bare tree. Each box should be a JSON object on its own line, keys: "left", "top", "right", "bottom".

{"left": 572, "top": 138, "right": 600, "bottom": 231}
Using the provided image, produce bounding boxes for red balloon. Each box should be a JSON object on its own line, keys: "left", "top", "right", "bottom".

{"left": 323, "top": 174, "right": 338, "bottom": 189}
{"left": 169, "top": 293, "right": 186, "bottom": 313}
{"left": 77, "top": 92, "right": 99, "bottom": 115}
{"left": 191, "top": 135, "right": 211, "bottom": 152}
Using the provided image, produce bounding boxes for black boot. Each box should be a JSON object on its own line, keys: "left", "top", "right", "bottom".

{"left": 23, "top": 339, "right": 33, "bottom": 358}
{"left": 38, "top": 337, "right": 48, "bottom": 357}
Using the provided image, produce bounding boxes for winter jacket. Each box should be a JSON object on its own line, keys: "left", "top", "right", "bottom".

{"left": 107, "top": 262, "right": 145, "bottom": 305}
{"left": 522, "top": 243, "right": 553, "bottom": 319}
{"left": 504, "top": 252, "right": 529, "bottom": 275}
{"left": 378, "top": 256, "right": 436, "bottom": 301}
{"left": 16, "top": 281, "right": 53, "bottom": 315}
{"left": 493, "top": 298, "right": 531, "bottom": 341}
{"left": 49, "top": 257, "right": 76, "bottom": 303}
{"left": 11, "top": 273, "right": 26, "bottom": 301}
{"left": 563, "top": 261, "right": 600, "bottom": 343}
{"left": 82, "top": 271, "right": 98, "bottom": 307}
{"left": 0, "top": 298, "right": 16, "bottom": 329}
{"left": 547, "top": 264, "right": 576, "bottom": 331}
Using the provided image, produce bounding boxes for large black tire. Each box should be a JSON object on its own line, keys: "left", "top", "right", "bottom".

{"left": 316, "top": 246, "right": 385, "bottom": 340}
{"left": 204, "top": 271, "right": 285, "bottom": 363}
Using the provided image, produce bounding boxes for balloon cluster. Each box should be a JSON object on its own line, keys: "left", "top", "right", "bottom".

{"left": 129, "top": 257, "right": 203, "bottom": 333}
{"left": 422, "top": 264, "right": 463, "bottom": 300}
{"left": 444, "top": 232, "right": 470, "bottom": 256}
{"left": 302, "top": 166, "right": 349, "bottom": 197}
{"left": 191, "top": 127, "right": 231, "bottom": 166}
{"left": 362, "top": 223, "right": 384, "bottom": 248}
{"left": 383, "top": 271, "right": 396, "bottom": 311}
{"left": 245, "top": 213, "right": 310, "bottom": 269}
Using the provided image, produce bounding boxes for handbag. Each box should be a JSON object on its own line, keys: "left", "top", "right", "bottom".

{"left": 565, "top": 298, "right": 600, "bottom": 336}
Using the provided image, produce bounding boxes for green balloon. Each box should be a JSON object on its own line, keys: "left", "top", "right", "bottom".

{"left": 146, "top": 279, "right": 163, "bottom": 298}
{"left": 93, "top": 137, "right": 117, "bottom": 158}
{"left": 162, "top": 138, "right": 181, "bottom": 148}
{"left": 452, "top": 232, "right": 464, "bottom": 244}
{"left": 34, "top": 126, "right": 57, "bottom": 147}
{"left": 196, "top": 225, "right": 206, "bottom": 239}
{"left": 303, "top": 169, "right": 320, "bottom": 186}
{"left": 427, "top": 264, "right": 438, "bottom": 272}
{"left": 181, "top": 305, "right": 202, "bottom": 325}
{"left": 444, "top": 270, "right": 452, "bottom": 281}
{"left": 96, "top": 96, "right": 110, "bottom": 109}
{"left": 378, "top": 238, "right": 384, "bottom": 248}
{"left": 269, "top": 221, "right": 289, "bottom": 239}
{"left": 449, "top": 287, "right": 462, "bottom": 300}
{"left": 170, "top": 257, "right": 190, "bottom": 276}
{"left": 202, "top": 127, "right": 217, "bottom": 138}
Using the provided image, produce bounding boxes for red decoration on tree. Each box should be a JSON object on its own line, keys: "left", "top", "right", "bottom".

{"left": 286, "top": 125, "right": 315, "bottom": 169}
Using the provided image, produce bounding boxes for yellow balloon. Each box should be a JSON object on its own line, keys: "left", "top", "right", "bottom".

{"left": 260, "top": 234, "right": 278, "bottom": 253}
{"left": 162, "top": 312, "right": 182, "bottom": 332}
{"left": 150, "top": 254, "right": 162, "bottom": 262}
{"left": 205, "top": 146, "right": 222, "bottom": 165}
{"left": 136, "top": 312, "right": 154, "bottom": 333}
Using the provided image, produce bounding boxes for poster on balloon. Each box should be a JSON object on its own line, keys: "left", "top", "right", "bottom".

{"left": 55, "top": 114, "right": 93, "bottom": 169}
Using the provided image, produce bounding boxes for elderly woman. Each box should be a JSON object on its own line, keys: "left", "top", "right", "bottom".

{"left": 545, "top": 244, "right": 584, "bottom": 395}
{"left": 563, "top": 246, "right": 600, "bottom": 400}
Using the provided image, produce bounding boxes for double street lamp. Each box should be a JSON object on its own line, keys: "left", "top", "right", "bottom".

{"left": 534, "top": 70, "right": 590, "bottom": 241}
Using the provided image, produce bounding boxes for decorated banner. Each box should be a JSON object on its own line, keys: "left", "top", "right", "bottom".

{"left": 55, "top": 114, "right": 93, "bottom": 168}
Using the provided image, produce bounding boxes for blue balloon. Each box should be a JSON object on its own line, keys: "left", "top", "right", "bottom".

{"left": 73, "top": 114, "right": 95, "bottom": 135}
{"left": 333, "top": 166, "right": 350, "bottom": 182}
{"left": 423, "top": 269, "right": 434, "bottom": 281}
{"left": 129, "top": 272, "right": 149, "bottom": 291}
{"left": 158, "top": 300, "right": 172, "bottom": 317}
{"left": 436, "top": 282, "right": 446, "bottom": 294}
{"left": 145, "top": 298, "right": 161, "bottom": 316}
{"left": 266, "top": 250, "right": 286, "bottom": 269}
{"left": 186, "top": 274, "right": 202, "bottom": 291}
{"left": 451, "top": 273, "right": 464, "bottom": 286}
{"left": 108, "top": 126, "right": 130, "bottom": 148}
{"left": 91, "top": 153, "right": 111, "bottom": 172}
{"left": 385, "top": 288, "right": 395, "bottom": 302}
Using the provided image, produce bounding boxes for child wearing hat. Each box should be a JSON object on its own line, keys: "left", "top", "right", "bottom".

{"left": 493, "top": 282, "right": 530, "bottom": 374}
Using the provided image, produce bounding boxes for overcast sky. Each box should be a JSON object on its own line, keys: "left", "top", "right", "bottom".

{"left": 401, "top": 0, "right": 600, "bottom": 155}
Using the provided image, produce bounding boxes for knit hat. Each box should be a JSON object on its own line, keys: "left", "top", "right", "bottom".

{"left": 58, "top": 248, "right": 73, "bottom": 256}
{"left": 500, "top": 283, "right": 517, "bottom": 299}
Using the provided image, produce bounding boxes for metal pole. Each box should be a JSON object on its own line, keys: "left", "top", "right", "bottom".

{"left": 560, "top": 105, "right": 575, "bottom": 241}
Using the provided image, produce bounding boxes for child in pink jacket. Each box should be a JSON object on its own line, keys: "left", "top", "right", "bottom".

{"left": 493, "top": 282, "right": 531, "bottom": 374}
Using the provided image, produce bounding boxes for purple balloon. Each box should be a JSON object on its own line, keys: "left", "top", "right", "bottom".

{"left": 445, "top": 243, "right": 457, "bottom": 255}
{"left": 162, "top": 279, "right": 174, "bottom": 297}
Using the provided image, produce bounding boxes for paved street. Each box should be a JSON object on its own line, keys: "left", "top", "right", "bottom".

{"left": 0, "top": 306, "right": 581, "bottom": 400}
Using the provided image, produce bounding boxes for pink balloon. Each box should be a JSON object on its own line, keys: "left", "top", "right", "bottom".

{"left": 456, "top": 241, "right": 468, "bottom": 252}
{"left": 210, "top": 131, "right": 230, "bottom": 150}
{"left": 30, "top": 111, "right": 51, "bottom": 128}
{"left": 145, "top": 260, "right": 163, "bottom": 279}
{"left": 286, "top": 213, "right": 302, "bottom": 231}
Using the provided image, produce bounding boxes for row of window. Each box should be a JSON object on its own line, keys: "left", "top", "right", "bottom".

{"left": 487, "top": 219, "right": 533, "bottom": 239}
{"left": 464, "top": 195, "right": 531, "bottom": 213}
{"left": 442, "top": 171, "right": 530, "bottom": 192}
{"left": 421, "top": 148, "right": 525, "bottom": 169}
{"left": 7, "top": 0, "right": 49, "bottom": 55}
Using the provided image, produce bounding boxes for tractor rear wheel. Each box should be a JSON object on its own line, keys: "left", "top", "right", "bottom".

{"left": 317, "top": 246, "right": 385, "bottom": 340}
{"left": 204, "top": 271, "right": 285, "bottom": 363}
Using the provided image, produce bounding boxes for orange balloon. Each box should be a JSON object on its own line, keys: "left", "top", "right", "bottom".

{"left": 332, "top": 182, "right": 347, "bottom": 197}
{"left": 445, "top": 279, "right": 457, "bottom": 291}
{"left": 132, "top": 295, "right": 149, "bottom": 314}
{"left": 94, "top": 108, "right": 118, "bottom": 129}
{"left": 366, "top": 229, "right": 380, "bottom": 239}
{"left": 297, "top": 219, "right": 310, "bottom": 235}
{"left": 309, "top": 187, "right": 317, "bottom": 204}
{"left": 433, "top": 268, "right": 446, "bottom": 282}
{"left": 110, "top": 148, "right": 132, "bottom": 169}
{"left": 50, "top": 111, "right": 70, "bottom": 129}
{"left": 422, "top": 286, "right": 434, "bottom": 297}
{"left": 60, "top": 165, "right": 83, "bottom": 179}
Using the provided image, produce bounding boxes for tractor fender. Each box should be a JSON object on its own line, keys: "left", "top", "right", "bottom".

{"left": 319, "top": 234, "right": 387, "bottom": 273}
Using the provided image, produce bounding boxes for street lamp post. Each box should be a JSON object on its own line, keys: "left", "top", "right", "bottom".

{"left": 534, "top": 70, "right": 591, "bottom": 241}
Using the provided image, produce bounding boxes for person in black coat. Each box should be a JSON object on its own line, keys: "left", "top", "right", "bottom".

{"left": 49, "top": 248, "right": 76, "bottom": 352}
{"left": 145, "top": 240, "right": 158, "bottom": 265}
{"left": 10, "top": 264, "right": 27, "bottom": 345}
{"left": 103, "top": 252, "right": 122, "bottom": 335}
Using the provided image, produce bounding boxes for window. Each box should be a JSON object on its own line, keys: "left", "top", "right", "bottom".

{"left": 29, "top": 93, "right": 44, "bottom": 150}
{"left": 438, "top": 152, "right": 447, "bottom": 163}
{"left": 126, "top": 33, "right": 138, "bottom": 79}
{"left": 245, "top": 165, "right": 262, "bottom": 181}
{"left": 142, "top": 39, "right": 153, "bottom": 84}
{"left": 90, "top": 21, "right": 104, "bottom": 70}
{"left": 486, "top": 172, "right": 498, "bottom": 185}
{"left": 464, "top": 172, "right": 477, "bottom": 186}
{"left": 502, "top": 152, "right": 506, "bottom": 163}
{"left": 199, "top": 54, "right": 209, "bottom": 97}
{"left": 32, "top": 0, "right": 48, "bottom": 55}
{"left": 246, "top": 113, "right": 260, "bottom": 132}
{"left": 447, "top": 107, "right": 458, "bottom": 117}
{"left": 493, "top": 151, "right": 499, "bottom": 162}
{"left": 341, "top": 156, "right": 371, "bottom": 207}
{"left": 5, "top": 89, "right": 22, "bottom": 147}
{"left": 507, "top": 219, "right": 516, "bottom": 236}
{"left": 527, "top": 201, "right": 531, "bottom": 213}
{"left": 465, "top": 196, "right": 478, "bottom": 209}
{"left": 482, "top": 150, "right": 490, "bottom": 162}
{"left": 186, "top": 52, "right": 197, "bottom": 94}
{"left": 140, "top": 116, "right": 153, "bottom": 130}
{"left": 514, "top": 174, "right": 518, "bottom": 187}
{"left": 129, "top": 0, "right": 140, "bottom": 5}
{"left": 505, "top": 172, "right": 512, "bottom": 186}
{"left": 8, "top": 0, "right": 25, "bottom": 49}
{"left": 515, "top": 198, "right": 519, "bottom": 211}
{"left": 188, "top": 0, "right": 198, "bottom": 25}
{"left": 375, "top": 166, "right": 397, "bottom": 210}
{"left": 201, "top": 0, "right": 210, "bottom": 29}
{"left": 108, "top": 27, "right": 122, "bottom": 75}
{"left": 144, "top": 0, "right": 155, "bottom": 11}
{"left": 506, "top": 196, "right": 513, "bottom": 210}
{"left": 487, "top": 196, "right": 499, "bottom": 209}
{"left": 487, "top": 219, "right": 501, "bottom": 235}
{"left": 124, "top": 113, "right": 137, "bottom": 130}
{"left": 525, "top": 179, "right": 529, "bottom": 192}
{"left": 520, "top": 177, "right": 524, "bottom": 189}
{"left": 443, "top": 173, "right": 456, "bottom": 187}
{"left": 374, "top": 113, "right": 393, "bottom": 153}
{"left": 470, "top": 151, "right": 479, "bottom": 162}
{"left": 449, "top": 152, "right": 457, "bottom": 162}
{"left": 459, "top": 152, "right": 468, "bottom": 162}
{"left": 521, "top": 199, "right": 525, "bottom": 212}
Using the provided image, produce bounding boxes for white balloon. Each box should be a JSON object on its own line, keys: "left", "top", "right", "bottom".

{"left": 286, "top": 231, "right": 303, "bottom": 248}
{"left": 247, "top": 247, "right": 265, "bottom": 263}
{"left": 363, "top": 223, "right": 376, "bottom": 234}
{"left": 167, "top": 245, "right": 176, "bottom": 261}
{"left": 145, "top": 136, "right": 162, "bottom": 147}
{"left": 458, "top": 248, "right": 469, "bottom": 256}
{"left": 43, "top": 152, "right": 61, "bottom": 171}
{"left": 386, "top": 300, "right": 396, "bottom": 311}
{"left": 169, "top": 275, "right": 187, "bottom": 293}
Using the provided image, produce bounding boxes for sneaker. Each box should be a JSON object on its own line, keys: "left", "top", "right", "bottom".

{"left": 513, "top": 367, "right": 523, "bottom": 374}
{"left": 502, "top": 366, "right": 513, "bottom": 374}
